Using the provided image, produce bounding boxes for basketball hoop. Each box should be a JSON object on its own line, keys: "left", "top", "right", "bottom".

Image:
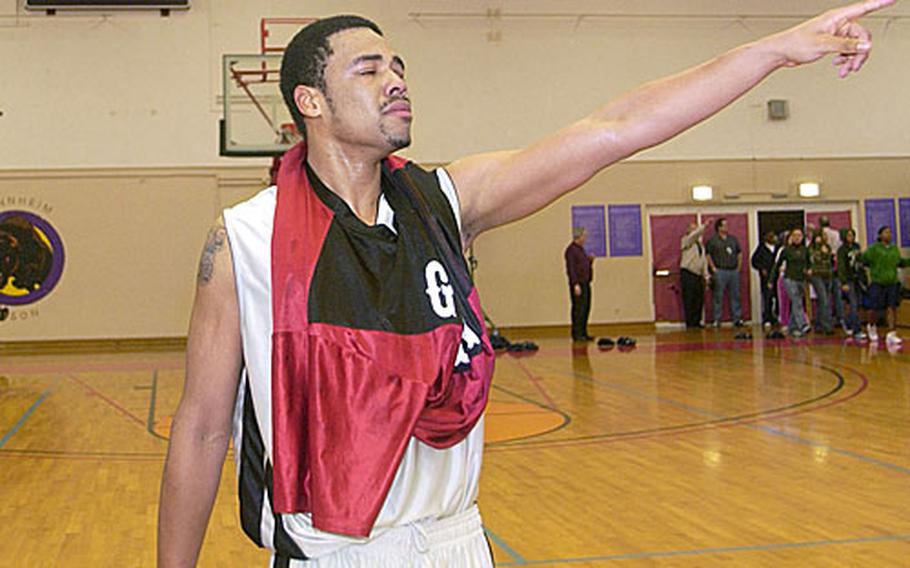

{"left": 221, "top": 17, "right": 316, "bottom": 157}
{"left": 277, "top": 122, "right": 301, "bottom": 145}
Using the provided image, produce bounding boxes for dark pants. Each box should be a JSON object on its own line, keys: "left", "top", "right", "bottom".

{"left": 843, "top": 280, "right": 862, "bottom": 334}
{"left": 570, "top": 282, "right": 592, "bottom": 340}
{"left": 810, "top": 276, "right": 833, "bottom": 333}
{"left": 759, "top": 277, "right": 778, "bottom": 325}
{"left": 680, "top": 269, "right": 704, "bottom": 327}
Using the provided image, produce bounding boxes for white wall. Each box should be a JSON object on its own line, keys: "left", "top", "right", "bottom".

{"left": 2, "top": 0, "right": 910, "bottom": 168}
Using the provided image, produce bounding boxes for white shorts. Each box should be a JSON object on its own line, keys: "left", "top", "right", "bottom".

{"left": 270, "top": 505, "right": 493, "bottom": 568}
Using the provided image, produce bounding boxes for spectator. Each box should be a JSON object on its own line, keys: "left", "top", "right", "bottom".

{"left": 565, "top": 227, "right": 595, "bottom": 341}
{"left": 772, "top": 228, "right": 812, "bottom": 337}
{"left": 837, "top": 229, "right": 867, "bottom": 340}
{"left": 751, "top": 230, "right": 779, "bottom": 328}
{"left": 819, "top": 216, "right": 846, "bottom": 330}
{"left": 861, "top": 226, "right": 910, "bottom": 345}
{"left": 706, "top": 218, "right": 744, "bottom": 327}
{"left": 680, "top": 221, "right": 709, "bottom": 328}
{"left": 808, "top": 231, "right": 835, "bottom": 334}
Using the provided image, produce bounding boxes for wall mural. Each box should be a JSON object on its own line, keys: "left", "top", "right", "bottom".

{"left": 0, "top": 210, "right": 65, "bottom": 322}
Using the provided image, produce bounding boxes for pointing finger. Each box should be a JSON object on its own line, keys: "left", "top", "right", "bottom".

{"left": 827, "top": 0, "right": 895, "bottom": 26}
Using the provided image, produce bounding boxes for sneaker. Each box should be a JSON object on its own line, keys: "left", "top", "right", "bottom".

{"left": 734, "top": 319, "right": 745, "bottom": 328}
{"left": 841, "top": 320, "right": 851, "bottom": 334}
{"left": 713, "top": 320, "right": 722, "bottom": 328}
{"left": 854, "top": 331, "right": 868, "bottom": 342}
{"left": 790, "top": 329, "right": 803, "bottom": 338}
{"left": 800, "top": 324, "right": 812, "bottom": 334}
{"left": 886, "top": 331, "right": 903, "bottom": 345}
{"left": 867, "top": 324, "right": 879, "bottom": 343}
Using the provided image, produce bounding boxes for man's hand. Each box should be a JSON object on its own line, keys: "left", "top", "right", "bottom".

{"left": 767, "top": 0, "right": 894, "bottom": 78}
{"left": 574, "top": 284, "right": 582, "bottom": 297}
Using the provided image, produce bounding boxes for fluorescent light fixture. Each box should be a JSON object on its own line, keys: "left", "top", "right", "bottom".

{"left": 692, "top": 185, "right": 713, "bottom": 201}
{"left": 799, "top": 182, "right": 820, "bottom": 198}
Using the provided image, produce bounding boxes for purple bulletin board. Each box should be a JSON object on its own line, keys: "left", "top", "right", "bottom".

{"left": 608, "top": 204, "right": 643, "bottom": 257}
{"left": 899, "top": 198, "right": 910, "bottom": 248}
{"left": 864, "top": 199, "right": 896, "bottom": 246}
{"left": 570, "top": 205, "right": 607, "bottom": 257}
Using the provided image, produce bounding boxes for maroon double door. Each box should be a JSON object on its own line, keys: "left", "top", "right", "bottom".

{"left": 651, "top": 213, "right": 750, "bottom": 323}
{"left": 651, "top": 210, "right": 853, "bottom": 324}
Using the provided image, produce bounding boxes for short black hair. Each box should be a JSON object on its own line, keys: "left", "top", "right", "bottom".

{"left": 714, "top": 218, "right": 726, "bottom": 232}
{"left": 280, "top": 15, "right": 383, "bottom": 140}
{"left": 877, "top": 225, "right": 891, "bottom": 238}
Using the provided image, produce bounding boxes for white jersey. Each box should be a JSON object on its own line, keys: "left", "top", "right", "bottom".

{"left": 223, "top": 168, "right": 484, "bottom": 560}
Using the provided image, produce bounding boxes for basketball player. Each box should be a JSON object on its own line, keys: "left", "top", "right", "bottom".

{"left": 158, "top": 2, "right": 894, "bottom": 566}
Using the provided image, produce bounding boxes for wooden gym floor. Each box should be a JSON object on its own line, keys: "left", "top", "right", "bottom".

{"left": 1, "top": 325, "right": 908, "bottom": 566}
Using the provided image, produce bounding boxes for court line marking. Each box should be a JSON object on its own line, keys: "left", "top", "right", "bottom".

{"left": 632, "top": 362, "right": 910, "bottom": 476}
{"left": 147, "top": 369, "right": 158, "bottom": 432}
{"left": 497, "top": 334, "right": 900, "bottom": 360}
{"left": 490, "top": 383, "right": 572, "bottom": 443}
{"left": 68, "top": 373, "right": 147, "bottom": 430}
{"left": 510, "top": 358, "right": 559, "bottom": 409}
{"left": 0, "top": 389, "right": 51, "bottom": 449}
{"left": 489, "top": 355, "right": 849, "bottom": 450}
{"left": 485, "top": 527, "right": 527, "bottom": 565}
{"left": 0, "top": 359, "right": 184, "bottom": 375}
{"left": 495, "top": 533, "right": 910, "bottom": 566}
{"left": 495, "top": 355, "right": 910, "bottom": 476}
{"left": 146, "top": 369, "right": 168, "bottom": 441}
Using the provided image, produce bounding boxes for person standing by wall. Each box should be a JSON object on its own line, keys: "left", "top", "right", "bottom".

{"left": 680, "top": 221, "right": 709, "bottom": 328}
{"left": 772, "top": 228, "right": 812, "bottom": 337}
{"left": 819, "top": 216, "right": 846, "bottom": 330}
{"left": 837, "top": 228, "right": 867, "bottom": 340}
{"left": 566, "top": 227, "right": 595, "bottom": 341}
{"left": 706, "top": 218, "right": 744, "bottom": 327}
{"left": 808, "top": 231, "right": 835, "bottom": 335}
{"left": 861, "top": 226, "right": 910, "bottom": 345}
{"left": 751, "top": 230, "right": 779, "bottom": 328}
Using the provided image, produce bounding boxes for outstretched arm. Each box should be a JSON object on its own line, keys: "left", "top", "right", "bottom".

{"left": 447, "top": 0, "right": 893, "bottom": 246}
{"left": 158, "top": 219, "right": 243, "bottom": 568}
{"left": 681, "top": 223, "right": 707, "bottom": 250}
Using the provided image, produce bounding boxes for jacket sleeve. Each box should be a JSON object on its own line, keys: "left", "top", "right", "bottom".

{"left": 750, "top": 246, "right": 762, "bottom": 271}
{"left": 837, "top": 247, "right": 849, "bottom": 282}
{"left": 770, "top": 248, "right": 786, "bottom": 283}
{"left": 565, "top": 248, "right": 578, "bottom": 286}
{"left": 680, "top": 224, "right": 705, "bottom": 250}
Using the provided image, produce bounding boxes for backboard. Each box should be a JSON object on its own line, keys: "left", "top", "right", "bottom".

{"left": 221, "top": 53, "right": 297, "bottom": 157}
{"left": 220, "top": 18, "right": 315, "bottom": 157}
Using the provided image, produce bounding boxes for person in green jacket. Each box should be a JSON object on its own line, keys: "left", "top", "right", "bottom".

{"left": 837, "top": 229, "right": 867, "bottom": 340}
{"left": 861, "top": 226, "right": 910, "bottom": 345}
{"left": 808, "top": 231, "right": 835, "bottom": 334}
{"left": 771, "top": 228, "right": 811, "bottom": 337}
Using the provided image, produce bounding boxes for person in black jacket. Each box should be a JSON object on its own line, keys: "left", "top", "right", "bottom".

{"left": 565, "top": 227, "right": 595, "bottom": 341}
{"left": 751, "top": 230, "right": 779, "bottom": 328}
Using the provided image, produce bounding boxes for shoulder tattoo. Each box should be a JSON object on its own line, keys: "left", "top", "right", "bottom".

{"left": 197, "top": 226, "right": 227, "bottom": 285}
